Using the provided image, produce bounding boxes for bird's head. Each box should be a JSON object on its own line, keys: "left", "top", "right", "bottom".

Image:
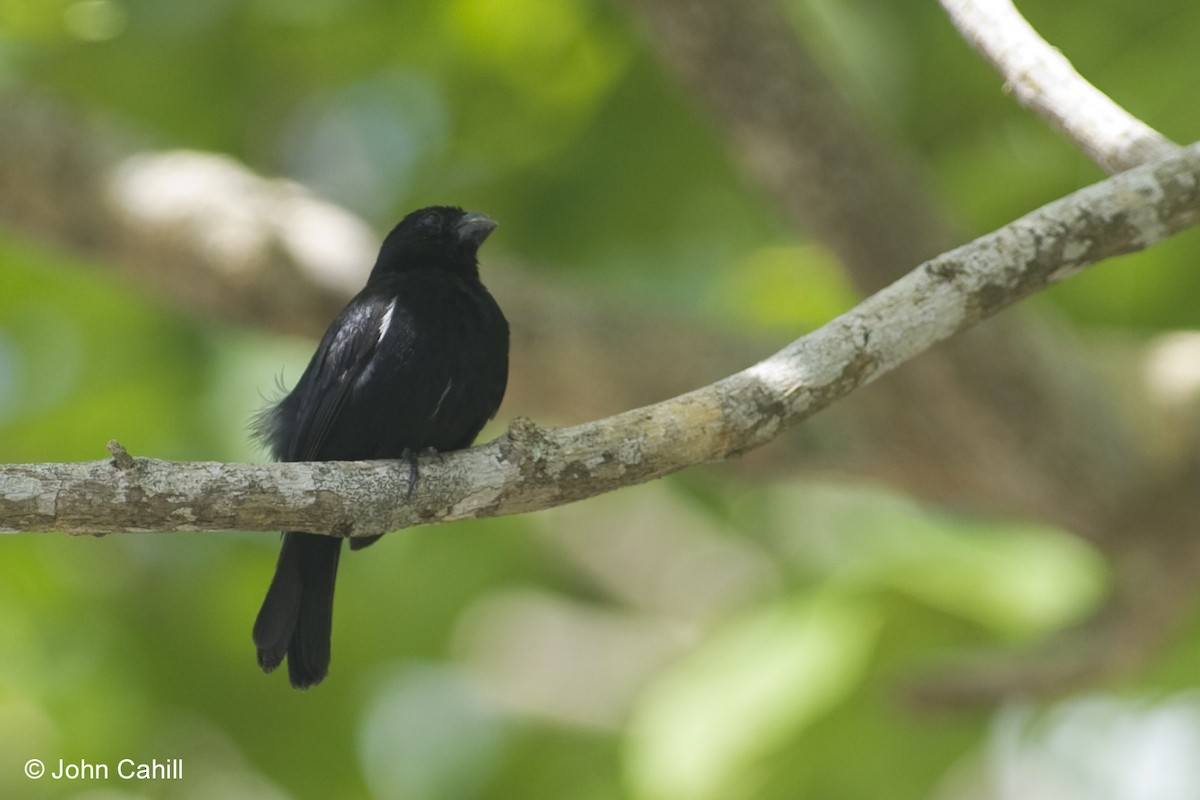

{"left": 371, "top": 205, "right": 496, "bottom": 279}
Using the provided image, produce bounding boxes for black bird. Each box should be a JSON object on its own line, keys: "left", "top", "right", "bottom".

{"left": 251, "top": 206, "right": 509, "bottom": 689}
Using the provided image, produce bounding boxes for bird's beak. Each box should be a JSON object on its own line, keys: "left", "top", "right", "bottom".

{"left": 456, "top": 212, "right": 497, "bottom": 248}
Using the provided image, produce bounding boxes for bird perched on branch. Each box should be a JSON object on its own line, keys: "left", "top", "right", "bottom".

{"left": 251, "top": 206, "right": 509, "bottom": 688}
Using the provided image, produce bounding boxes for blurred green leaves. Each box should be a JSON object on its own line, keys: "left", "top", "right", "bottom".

{"left": 0, "top": 232, "right": 210, "bottom": 462}
{"left": 619, "top": 481, "right": 1106, "bottom": 800}
{"left": 627, "top": 590, "right": 883, "bottom": 800}
{"left": 764, "top": 482, "right": 1108, "bottom": 639}
{"left": 359, "top": 664, "right": 506, "bottom": 800}
{"left": 712, "top": 243, "right": 861, "bottom": 332}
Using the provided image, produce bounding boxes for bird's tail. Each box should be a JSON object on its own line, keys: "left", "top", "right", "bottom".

{"left": 252, "top": 532, "right": 342, "bottom": 689}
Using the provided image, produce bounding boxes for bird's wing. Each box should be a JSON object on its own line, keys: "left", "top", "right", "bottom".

{"left": 287, "top": 292, "right": 402, "bottom": 462}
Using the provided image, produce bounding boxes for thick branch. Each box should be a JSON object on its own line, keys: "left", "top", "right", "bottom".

{"left": 940, "top": 0, "right": 1179, "bottom": 173}
{"left": 5, "top": 143, "right": 1199, "bottom": 536}
{"left": 626, "top": 0, "right": 1162, "bottom": 537}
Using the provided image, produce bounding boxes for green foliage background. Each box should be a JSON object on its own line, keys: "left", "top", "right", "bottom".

{"left": 1, "top": 1, "right": 1199, "bottom": 798}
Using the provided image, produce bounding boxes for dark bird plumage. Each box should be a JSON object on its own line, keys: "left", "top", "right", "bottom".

{"left": 251, "top": 206, "right": 509, "bottom": 689}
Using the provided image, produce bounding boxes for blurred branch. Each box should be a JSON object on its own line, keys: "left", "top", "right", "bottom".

{"left": 625, "top": 0, "right": 956, "bottom": 289}
{"left": 940, "top": 0, "right": 1179, "bottom": 173}
{"left": 0, "top": 91, "right": 754, "bottom": 423}
{"left": 4, "top": 143, "right": 1200, "bottom": 535}
{"left": 0, "top": 100, "right": 352, "bottom": 337}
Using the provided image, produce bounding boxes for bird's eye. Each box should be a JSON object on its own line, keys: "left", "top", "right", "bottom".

{"left": 420, "top": 212, "right": 441, "bottom": 229}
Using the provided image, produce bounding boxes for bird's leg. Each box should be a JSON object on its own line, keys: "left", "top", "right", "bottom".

{"left": 403, "top": 447, "right": 444, "bottom": 500}
{"left": 400, "top": 448, "right": 420, "bottom": 501}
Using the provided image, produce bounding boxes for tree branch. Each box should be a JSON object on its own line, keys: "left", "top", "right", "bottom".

{"left": 939, "top": 0, "right": 1179, "bottom": 173}
{"left": 626, "top": 0, "right": 1160, "bottom": 538}
{"left": 6, "top": 142, "right": 1199, "bottom": 536}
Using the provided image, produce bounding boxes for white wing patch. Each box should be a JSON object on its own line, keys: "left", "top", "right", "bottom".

{"left": 377, "top": 299, "right": 397, "bottom": 345}
{"left": 430, "top": 378, "right": 453, "bottom": 420}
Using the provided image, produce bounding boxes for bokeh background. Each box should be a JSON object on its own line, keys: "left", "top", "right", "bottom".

{"left": 3, "top": 1, "right": 1200, "bottom": 798}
